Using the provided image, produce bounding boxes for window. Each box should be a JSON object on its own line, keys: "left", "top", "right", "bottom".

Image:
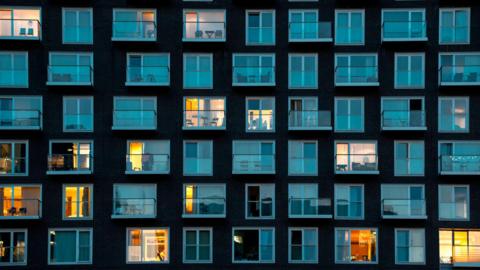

{"left": 381, "top": 97, "right": 425, "bottom": 130}
{"left": 335, "top": 10, "right": 364, "bottom": 45}
{"left": 289, "top": 54, "right": 317, "bottom": 89}
{"left": 439, "top": 97, "right": 469, "bottom": 133}
{"left": 62, "top": 8, "right": 92, "bottom": 44}
{"left": 113, "top": 96, "right": 157, "bottom": 130}
{"left": 0, "top": 141, "right": 27, "bottom": 176}
{"left": 289, "top": 228, "right": 318, "bottom": 263}
{"left": 382, "top": 9, "right": 427, "bottom": 41}
{"left": 289, "top": 9, "right": 332, "bottom": 42}
{"left": 127, "top": 228, "right": 169, "bottom": 263}
{"left": 232, "top": 228, "right": 274, "bottom": 263}
{"left": 439, "top": 53, "right": 480, "bottom": 85}
{"left": 439, "top": 230, "right": 480, "bottom": 266}
{"left": 232, "top": 140, "right": 275, "bottom": 174}
{"left": 395, "top": 141, "right": 424, "bottom": 176}
{"left": 288, "top": 141, "right": 317, "bottom": 175}
{"left": 334, "top": 97, "right": 363, "bottom": 132}
{"left": 289, "top": 97, "right": 330, "bottom": 130}
{"left": 112, "top": 9, "right": 156, "bottom": 41}
{"left": 335, "top": 141, "right": 378, "bottom": 174}
{"left": 381, "top": 184, "right": 426, "bottom": 218}
{"left": 0, "top": 96, "right": 41, "bottom": 130}
{"left": 184, "top": 97, "right": 225, "bottom": 129}
{"left": 183, "top": 141, "right": 213, "bottom": 175}
{"left": 183, "top": 228, "right": 212, "bottom": 263}
{"left": 126, "top": 140, "right": 170, "bottom": 174}
{"left": 232, "top": 54, "right": 275, "bottom": 86}
{"left": 245, "top": 184, "right": 274, "bottom": 219}
{"left": 335, "top": 54, "right": 378, "bottom": 86}
{"left": 0, "top": 184, "right": 41, "bottom": 219}
{"left": 440, "top": 8, "right": 470, "bottom": 44}
{"left": 395, "top": 53, "right": 425, "bottom": 89}
{"left": 246, "top": 10, "right": 275, "bottom": 45}
{"left": 48, "top": 228, "right": 92, "bottom": 265}
{"left": 438, "top": 185, "right": 469, "bottom": 220}
{"left": 183, "top": 10, "right": 226, "bottom": 41}
{"left": 0, "top": 7, "right": 41, "bottom": 40}
{"left": 47, "top": 52, "right": 93, "bottom": 86}
{"left": 246, "top": 97, "right": 275, "bottom": 132}
{"left": 63, "top": 96, "right": 93, "bottom": 132}
{"left": 334, "top": 184, "right": 363, "bottom": 219}
{"left": 439, "top": 141, "right": 480, "bottom": 174}
{"left": 335, "top": 228, "right": 377, "bottom": 264}
{"left": 289, "top": 184, "right": 331, "bottom": 218}
{"left": 395, "top": 229, "right": 425, "bottom": 264}
{"left": 183, "top": 54, "right": 212, "bottom": 89}
{"left": 126, "top": 53, "right": 169, "bottom": 86}
{"left": 183, "top": 184, "right": 226, "bottom": 217}
{"left": 0, "top": 229, "right": 27, "bottom": 265}
{"left": 0, "top": 52, "right": 28, "bottom": 88}
{"left": 112, "top": 184, "right": 156, "bottom": 218}
{"left": 63, "top": 184, "right": 92, "bottom": 220}
{"left": 47, "top": 141, "right": 93, "bottom": 174}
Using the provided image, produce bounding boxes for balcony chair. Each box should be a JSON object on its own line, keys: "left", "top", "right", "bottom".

{"left": 214, "top": 30, "right": 223, "bottom": 39}
{"left": 8, "top": 207, "right": 16, "bottom": 216}
{"left": 195, "top": 30, "right": 203, "bottom": 38}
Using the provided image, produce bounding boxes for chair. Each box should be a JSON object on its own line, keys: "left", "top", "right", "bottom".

{"left": 260, "top": 72, "right": 271, "bottom": 83}
{"left": 467, "top": 72, "right": 478, "bottom": 82}
{"left": 27, "top": 28, "right": 34, "bottom": 36}
{"left": 19, "top": 28, "right": 26, "bottom": 36}
{"left": 214, "top": 30, "right": 223, "bottom": 39}
{"left": 8, "top": 207, "right": 16, "bottom": 216}
{"left": 19, "top": 208, "right": 27, "bottom": 215}
{"left": 195, "top": 30, "right": 203, "bottom": 38}
{"left": 454, "top": 73, "right": 464, "bottom": 82}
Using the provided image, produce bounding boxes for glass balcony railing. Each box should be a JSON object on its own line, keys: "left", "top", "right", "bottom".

{"left": 247, "top": 26, "right": 274, "bottom": 44}
{"left": 289, "top": 70, "right": 317, "bottom": 88}
{"left": 288, "top": 110, "right": 331, "bottom": 130}
{"left": 47, "top": 65, "right": 93, "bottom": 85}
{"left": 288, "top": 21, "right": 332, "bottom": 41}
{"left": 63, "top": 25, "right": 92, "bottom": 43}
{"left": 112, "top": 198, "right": 156, "bottom": 217}
{"left": 395, "top": 157, "right": 424, "bottom": 176}
{"left": 64, "top": 114, "right": 93, "bottom": 131}
{"left": 47, "top": 154, "right": 92, "bottom": 173}
{"left": 246, "top": 112, "right": 274, "bottom": 131}
{"left": 440, "top": 26, "right": 469, "bottom": 44}
{"left": 438, "top": 202, "right": 468, "bottom": 220}
{"left": 0, "top": 110, "right": 41, "bottom": 129}
{"left": 395, "top": 70, "right": 424, "bottom": 88}
{"left": 0, "top": 68, "right": 28, "bottom": 87}
{"left": 382, "top": 21, "right": 427, "bottom": 40}
{"left": 126, "top": 66, "right": 169, "bottom": 86}
{"left": 439, "top": 65, "right": 480, "bottom": 85}
{"left": 440, "top": 246, "right": 480, "bottom": 266}
{"left": 381, "top": 199, "right": 426, "bottom": 218}
{"left": 335, "top": 66, "right": 379, "bottom": 86}
{"left": 0, "top": 157, "right": 27, "bottom": 175}
{"left": 184, "top": 158, "right": 212, "bottom": 175}
{"left": 112, "top": 110, "right": 157, "bottom": 130}
{"left": 183, "top": 197, "right": 226, "bottom": 217}
{"left": 381, "top": 110, "right": 426, "bottom": 129}
{"left": 0, "top": 19, "right": 41, "bottom": 40}
{"left": 335, "top": 199, "right": 363, "bottom": 218}
{"left": 232, "top": 66, "right": 275, "bottom": 86}
{"left": 335, "top": 154, "right": 378, "bottom": 173}
{"left": 125, "top": 154, "right": 170, "bottom": 174}
{"left": 183, "top": 110, "right": 226, "bottom": 129}
{"left": 1, "top": 199, "right": 41, "bottom": 218}
{"left": 232, "top": 154, "right": 275, "bottom": 174}
{"left": 289, "top": 157, "right": 317, "bottom": 175}
{"left": 288, "top": 198, "right": 332, "bottom": 218}
{"left": 440, "top": 155, "right": 480, "bottom": 174}
{"left": 112, "top": 21, "right": 156, "bottom": 41}
{"left": 335, "top": 26, "right": 364, "bottom": 44}
{"left": 184, "top": 70, "right": 213, "bottom": 88}
{"left": 183, "top": 21, "right": 226, "bottom": 41}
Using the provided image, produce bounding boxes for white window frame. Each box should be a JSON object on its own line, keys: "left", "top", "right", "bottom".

{"left": 63, "top": 96, "right": 93, "bottom": 133}
{"left": 126, "top": 53, "right": 170, "bottom": 86}
{"left": 183, "top": 53, "right": 213, "bottom": 89}
{"left": 47, "top": 228, "right": 93, "bottom": 265}
{"left": 334, "top": 184, "right": 364, "bottom": 220}
{"left": 0, "top": 229, "right": 27, "bottom": 266}
{"left": 183, "top": 96, "right": 226, "bottom": 130}
{"left": 394, "top": 228, "right": 426, "bottom": 265}
{"left": 334, "top": 97, "right": 364, "bottom": 132}
{"left": 381, "top": 9, "right": 427, "bottom": 42}
{"left": 438, "top": 52, "right": 480, "bottom": 86}
{"left": 245, "top": 97, "right": 275, "bottom": 133}
{"left": 334, "top": 9, "right": 365, "bottom": 45}
{"left": 231, "top": 227, "right": 275, "bottom": 264}
{"left": 112, "top": 96, "right": 157, "bottom": 130}
{"left": 182, "top": 227, "right": 213, "bottom": 264}
{"left": 0, "top": 140, "right": 28, "bottom": 176}
{"left": 288, "top": 140, "right": 318, "bottom": 176}
{"left": 182, "top": 9, "right": 226, "bottom": 42}
{"left": 288, "top": 227, "right": 318, "bottom": 263}
{"left": 245, "top": 183, "right": 275, "bottom": 220}
{"left": 112, "top": 9, "right": 157, "bottom": 42}
{"left": 438, "top": 184, "right": 470, "bottom": 221}
{"left": 0, "top": 51, "right": 28, "bottom": 88}
{"left": 182, "top": 183, "right": 226, "bottom": 218}
{"left": 232, "top": 53, "right": 276, "bottom": 86}
{"left": 334, "top": 228, "right": 378, "bottom": 264}
{"left": 245, "top": 10, "right": 275, "bottom": 46}
{"left": 380, "top": 184, "right": 426, "bottom": 219}
{"left": 232, "top": 140, "right": 276, "bottom": 174}
{"left": 334, "top": 140, "right": 378, "bottom": 174}
{"left": 125, "top": 227, "right": 169, "bottom": 264}
{"left": 62, "top": 8, "right": 93, "bottom": 44}
{"left": 394, "top": 53, "right": 425, "bottom": 89}
{"left": 394, "top": 140, "right": 425, "bottom": 177}
{"left": 0, "top": 184, "right": 41, "bottom": 219}
{"left": 62, "top": 184, "right": 93, "bottom": 220}
{"left": 334, "top": 53, "right": 378, "bottom": 86}
{"left": 0, "top": 7, "right": 42, "bottom": 41}
{"left": 47, "top": 140, "right": 93, "bottom": 175}
{"left": 183, "top": 140, "right": 213, "bottom": 176}
{"left": 438, "top": 140, "right": 480, "bottom": 175}
{"left": 381, "top": 96, "right": 426, "bottom": 130}
{"left": 288, "top": 53, "right": 318, "bottom": 89}
{"left": 439, "top": 8, "right": 470, "bottom": 45}
{"left": 438, "top": 96, "right": 469, "bottom": 133}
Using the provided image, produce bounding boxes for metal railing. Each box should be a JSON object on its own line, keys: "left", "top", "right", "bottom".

{"left": 382, "top": 20, "right": 426, "bottom": 39}
{"left": 1, "top": 199, "right": 41, "bottom": 217}
{"left": 335, "top": 66, "right": 379, "bottom": 84}
{"left": 112, "top": 21, "right": 156, "bottom": 40}
{"left": 440, "top": 155, "right": 480, "bottom": 173}
{"left": 0, "top": 157, "right": 27, "bottom": 174}
{"left": 47, "top": 154, "right": 92, "bottom": 172}
{"left": 183, "top": 110, "right": 226, "bottom": 129}
{"left": 233, "top": 66, "right": 275, "bottom": 85}
{"left": 183, "top": 21, "right": 225, "bottom": 40}
{"left": 47, "top": 65, "right": 93, "bottom": 85}
{"left": 288, "top": 110, "right": 331, "bottom": 129}
{"left": 288, "top": 198, "right": 331, "bottom": 217}
{"left": 382, "top": 110, "right": 425, "bottom": 128}
{"left": 126, "top": 66, "right": 169, "bottom": 85}
{"left": 0, "top": 110, "right": 41, "bottom": 129}
{"left": 381, "top": 199, "right": 426, "bottom": 217}
{"left": 0, "top": 19, "right": 41, "bottom": 39}
{"left": 125, "top": 154, "right": 170, "bottom": 173}
{"left": 233, "top": 154, "right": 275, "bottom": 173}
{"left": 113, "top": 198, "right": 156, "bottom": 216}
{"left": 439, "top": 65, "right": 480, "bottom": 84}
{"left": 246, "top": 112, "right": 274, "bottom": 131}
{"left": 289, "top": 21, "right": 332, "bottom": 41}
{"left": 335, "top": 154, "right": 378, "bottom": 172}
{"left": 113, "top": 110, "right": 157, "bottom": 129}
{"left": 63, "top": 114, "right": 93, "bottom": 131}
{"left": 183, "top": 197, "right": 226, "bottom": 216}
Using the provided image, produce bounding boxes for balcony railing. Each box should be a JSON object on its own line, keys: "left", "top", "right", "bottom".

{"left": 335, "top": 26, "right": 364, "bottom": 44}
{"left": 232, "top": 154, "right": 275, "bottom": 174}
{"left": 112, "top": 21, "right": 156, "bottom": 41}
{"left": 183, "top": 110, "right": 226, "bottom": 129}
{"left": 395, "top": 157, "right": 424, "bottom": 176}
{"left": 335, "top": 153, "right": 378, "bottom": 174}
{"left": 288, "top": 21, "right": 332, "bottom": 42}
{"left": 1, "top": 199, "right": 41, "bottom": 218}
{"left": 335, "top": 66, "right": 379, "bottom": 86}
{"left": 247, "top": 112, "right": 274, "bottom": 131}
{"left": 112, "top": 110, "right": 157, "bottom": 130}
{"left": 382, "top": 20, "right": 427, "bottom": 41}
{"left": 126, "top": 66, "right": 169, "bottom": 86}
{"left": 47, "top": 65, "right": 93, "bottom": 86}
{"left": 439, "top": 65, "right": 480, "bottom": 85}
{"left": 184, "top": 70, "right": 212, "bottom": 88}
{"left": 232, "top": 66, "right": 275, "bottom": 86}
{"left": 183, "top": 21, "right": 226, "bottom": 41}
{"left": 184, "top": 158, "right": 213, "bottom": 175}
{"left": 440, "top": 155, "right": 480, "bottom": 175}
{"left": 0, "top": 157, "right": 27, "bottom": 175}
{"left": 183, "top": 197, "right": 226, "bottom": 217}
{"left": 0, "top": 19, "right": 41, "bottom": 40}
{"left": 112, "top": 198, "right": 156, "bottom": 218}
{"left": 0, "top": 68, "right": 28, "bottom": 87}
{"left": 381, "top": 110, "right": 426, "bottom": 130}
{"left": 441, "top": 245, "right": 480, "bottom": 266}
{"left": 64, "top": 201, "right": 90, "bottom": 218}
{"left": 288, "top": 110, "right": 331, "bottom": 130}
{"left": 289, "top": 157, "right": 317, "bottom": 175}
{"left": 64, "top": 114, "right": 92, "bottom": 131}
{"left": 47, "top": 154, "right": 92, "bottom": 174}
{"left": 335, "top": 199, "right": 363, "bottom": 218}
{"left": 247, "top": 26, "right": 274, "bottom": 44}
{"left": 125, "top": 154, "right": 170, "bottom": 174}
{"left": 381, "top": 199, "right": 426, "bottom": 218}
{"left": 395, "top": 70, "right": 424, "bottom": 88}
{"left": 0, "top": 110, "right": 41, "bottom": 129}
{"left": 288, "top": 198, "right": 332, "bottom": 218}
{"left": 440, "top": 26, "right": 469, "bottom": 44}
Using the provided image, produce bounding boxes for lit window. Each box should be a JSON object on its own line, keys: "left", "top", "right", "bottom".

{"left": 127, "top": 228, "right": 169, "bottom": 263}
{"left": 439, "top": 97, "right": 469, "bottom": 133}
{"left": 335, "top": 141, "right": 378, "bottom": 174}
{"left": 183, "top": 10, "right": 226, "bottom": 41}
{"left": 0, "top": 141, "right": 28, "bottom": 176}
{"left": 439, "top": 230, "right": 480, "bottom": 266}
{"left": 0, "top": 229, "right": 27, "bottom": 265}
{"left": 126, "top": 140, "right": 170, "bottom": 174}
{"left": 0, "top": 8, "right": 41, "bottom": 40}
{"left": 246, "top": 97, "right": 275, "bottom": 132}
{"left": 63, "top": 184, "right": 92, "bottom": 220}
{"left": 47, "top": 141, "right": 93, "bottom": 174}
{"left": 183, "top": 97, "right": 225, "bottom": 129}
{"left": 335, "top": 228, "right": 377, "bottom": 264}
{"left": 183, "top": 184, "right": 226, "bottom": 218}
{"left": 0, "top": 184, "right": 41, "bottom": 219}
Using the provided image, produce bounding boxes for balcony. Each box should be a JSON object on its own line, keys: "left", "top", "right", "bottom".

{"left": 439, "top": 65, "right": 480, "bottom": 86}
{"left": 183, "top": 22, "right": 225, "bottom": 42}
{"left": 126, "top": 66, "right": 169, "bottom": 86}
{"left": 112, "top": 110, "right": 157, "bottom": 130}
{"left": 335, "top": 154, "right": 379, "bottom": 174}
{"left": 0, "top": 19, "right": 41, "bottom": 40}
{"left": 1, "top": 199, "right": 41, "bottom": 219}
{"left": 0, "top": 110, "right": 41, "bottom": 130}
{"left": 382, "top": 21, "right": 427, "bottom": 42}
{"left": 47, "top": 154, "right": 93, "bottom": 175}
{"left": 232, "top": 154, "right": 275, "bottom": 174}
{"left": 183, "top": 110, "right": 226, "bottom": 130}
{"left": 0, "top": 68, "right": 28, "bottom": 88}
{"left": 288, "top": 198, "right": 332, "bottom": 218}
{"left": 125, "top": 154, "right": 169, "bottom": 174}
{"left": 112, "top": 198, "right": 156, "bottom": 218}
{"left": 441, "top": 247, "right": 480, "bottom": 267}
{"left": 440, "top": 155, "right": 480, "bottom": 175}
{"left": 232, "top": 66, "right": 275, "bottom": 86}
{"left": 288, "top": 110, "right": 331, "bottom": 131}
{"left": 381, "top": 110, "right": 426, "bottom": 131}
{"left": 112, "top": 21, "right": 156, "bottom": 41}
{"left": 288, "top": 21, "right": 332, "bottom": 42}
{"left": 47, "top": 65, "right": 93, "bottom": 86}
{"left": 334, "top": 66, "right": 379, "bottom": 87}
{"left": 381, "top": 199, "right": 426, "bottom": 219}
{"left": 182, "top": 198, "right": 226, "bottom": 218}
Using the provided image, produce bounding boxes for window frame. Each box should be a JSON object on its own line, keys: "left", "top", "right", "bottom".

{"left": 380, "top": 96, "right": 426, "bottom": 130}
{"left": 0, "top": 229, "right": 27, "bottom": 266}
{"left": 394, "top": 140, "right": 425, "bottom": 177}
{"left": 334, "top": 140, "right": 378, "bottom": 174}
{"left": 288, "top": 140, "right": 318, "bottom": 176}
{"left": 183, "top": 53, "right": 213, "bottom": 89}
{"left": 232, "top": 53, "right": 276, "bottom": 86}
{"left": 182, "top": 183, "right": 226, "bottom": 218}
{"left": 182, "top": 9, "right": 226, "bottom": 42}
{"left": 334, "top": 227, "right": 378, "bottom": 264}
{"left": 47, "top": 228, "right": 93, "bottom": 265}
{"left": 0, "top": 140, "right": 29, "bottom": 176}
{"left": 62, "top": 8, "right": 93, "bottom": 45}
{"left": 111, "top": 8, "right": 157, "bottom": 42}
{"left": 62, "top": 96, "right": 93, "bottom": 133}
{"left": 439, "top": 8, "right": 470, "bottom": 45}
{"left": 334, "top": 9, "right": 365, "bottom": 46}
{"left": 0, "top": 51, "right": 29, "bottom": 88}
{"left": 182, "top": 227, "right": 213, "bottom": 264}
{"left": 125, "top": 140, "right": 170, "bottom": 174}
{"left": 438, "top": 140, "right": 480, "bottom": 175}
{"left": 334, "top": 53, "right": 378, "bottom": 86}
{"left": 62, "top": 184, "right": 93, "bottom": 220}
{"left": 245, "top": 10, "right": 275, "bottom": 46}
{"left": 394, "top": 228, "right": 426, "bottom": 265}
{"left": 0, "top": 7, "right": 42, "bottom": 41}
{"left": 245, "top": 183, "right": 275, "bottom": 220}
{"left": 334, "top": 97, "right": 364, "bottom": 133}
{"left": 182, "top": 96, "right": 226, "bottom": 130}
{"left": 47, "top": 140, "right": 94, "bottom": 175}
{"left": 183, "top": 140, "right": 213, "bottom": 176}
{"left": 125, "top": 227, "right": 169, "bottom": 264}
{"left": 438, "top": 96, "right": 469, "bottom": 133}
{"left": 232, "top": 140, "right": 276, "bottom": 174}
{"left": 245, "top": 96, "right": 275, "bottom": 133}
{"left": 112, "top": 96, "right": 157, "bottom": 130}
{"left": 334, "top": 184, "right": 364, "bottom": 220}
{"left": 231, "top": 227, "right": 275, "bottom": 264}
{"left": 112, "top": 183, "right": 157, "bottom": 219}
{"left": 0, "top": 184, "right": 41, "bottom": 219}
{"left": 288, "top": 53, "right": 318, "bottom": 89}
{"left": 380, "top": 184, "right": 426, "bottom": 219}
{"left": 394, "top": 52, "right": 425, "bottom": 89}
{"left": 438, "top": 52, "right": 480, "bottom": 86}
{"left": 438, "top": 184, "right": 470, "bottom": 221}
{"left": 288, "top": 227, "right": 318, "bottom": 264}
{"left": 126, "top": 53, "right": 170, "bottom": 86}
{"left": 381, "top": 9, "right": 427, "bottom": 42}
